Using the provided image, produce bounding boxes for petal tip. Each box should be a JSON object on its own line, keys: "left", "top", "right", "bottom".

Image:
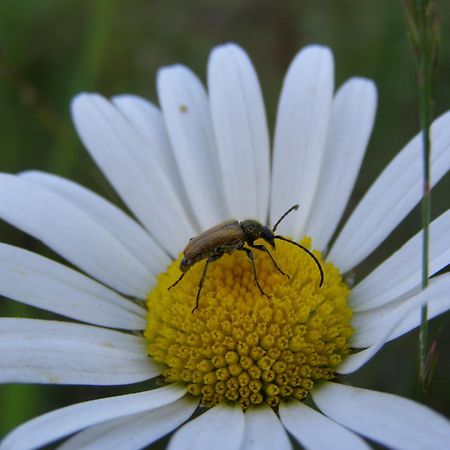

{"left": 70, "top": 92, "right": 104, "bottom": 118}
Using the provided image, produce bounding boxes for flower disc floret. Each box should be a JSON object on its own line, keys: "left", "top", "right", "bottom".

{"left": 145, "top": 237, "right": 352, "bottom": 410}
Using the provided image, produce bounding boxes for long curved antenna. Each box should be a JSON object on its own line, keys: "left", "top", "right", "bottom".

{"left": 168, "top": 272, "right": 185, "bottom": 290}
{"left": 272, "top": 204, "right": 299, "bottom": 232}
{"left": 274, "top": 235, "right": 324, "bottom": 287}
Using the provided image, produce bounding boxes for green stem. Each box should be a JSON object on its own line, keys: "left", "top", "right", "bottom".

{"left": 413, "top": 0, "right": 436, "bottom": 401}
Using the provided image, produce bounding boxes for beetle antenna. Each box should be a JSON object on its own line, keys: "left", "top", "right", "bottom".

{"left": 274, "top": 235, "right": 324, "bottom": 287}
{"left": 272, "top": 204, "right": 299, "bottom": 232}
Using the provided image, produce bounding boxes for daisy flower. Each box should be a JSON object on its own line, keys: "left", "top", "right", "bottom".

{"left": 1, "top": 43, "right": 450, "bottom": 450}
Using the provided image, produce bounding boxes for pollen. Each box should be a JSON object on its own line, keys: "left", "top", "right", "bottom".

{"left": 145, "top": 237, "right": 352, "bottom": 410}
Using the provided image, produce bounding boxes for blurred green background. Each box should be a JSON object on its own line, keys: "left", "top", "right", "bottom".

{"left": 0, "top": 0, "right": 449, "bottom": 446}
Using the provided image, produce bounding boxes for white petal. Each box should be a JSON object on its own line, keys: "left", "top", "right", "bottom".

{"left": 303, "top": 78, "right": 377, "bottom": 251}
{"left": 0, "top": 318, "right": 162, "bottom": 384}
{"left": 242, "top": 405, "right": 292, "bottom": 450}
{"left": 208, "top": 43, "right": 270, "bottom": 222}
{"left": 389, "top": 277, "right": 450, "bottom": 343}
{"left": 312, "top": 382, "right": 450, "bottom": 450}
{"left": 0, "top": 384, "right": 186, "bottom": 450}
{"left": 0, "top": 244, "right": 146, "bottom": 330}
{"left": 351, "top": 273, "right": 450, "bottom": 348}
{"left": 329, "top": 110, "right": 450, "bottom": 272}
{"left": 19, "top": 170, "right": 171, "bottom": 277}
{"left": 72, "top": 93, "right": 196, "bottom": 257}
{"left": 351, "top": 209, "right": 450, "bottom": 311}
{"left": 0, "top": 174, "right": 151, "bottom": 297}
{"left": 271, "top": 45, "right": 334, "bottom": 238}
{"left": 338, "top": 319, "right": 405, "bottom": 374}
{"left": 111, "top": 95, "right": 199, "bottom": 227}
{"left": 168, "top": 404, "right": 244, "bottom": 450}
{"left": 279, "top": 400, "right": 370, "bottom": 450}
{"left": 111, "top": 95, "right": 178, "bottom": 181}
{"left": 157, "top": 64, "right": 228, "bottom": 229}
{"left": 338, "top": 284, "right": 434, "bottom": 374}
{"left": 57, "top": 396, "right": 197, "bottom": 450}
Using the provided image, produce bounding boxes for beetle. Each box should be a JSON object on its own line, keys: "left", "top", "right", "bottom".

{"left": 168, "top": 204, "right": 324, "bottom": 312}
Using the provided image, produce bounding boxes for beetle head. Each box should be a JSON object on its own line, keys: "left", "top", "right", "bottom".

{"left": 180, "top": 257, "right": 191, "bottom": 273}
{"left": 261, "top": 226, "right": 276, "bottom": 249}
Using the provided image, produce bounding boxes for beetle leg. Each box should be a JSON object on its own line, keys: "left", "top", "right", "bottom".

{"left": 193, "top": 253, "right": 223, "bottom": 313}
{"left": 238, "top": 247, "right": 270, "bottom": 299}
{"left": 248, "top": 243, "right": 290, "bottom": 279}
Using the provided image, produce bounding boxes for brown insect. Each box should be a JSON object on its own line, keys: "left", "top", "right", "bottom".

{"left": 169, "top": 205, "right": 324, "bottom": 312}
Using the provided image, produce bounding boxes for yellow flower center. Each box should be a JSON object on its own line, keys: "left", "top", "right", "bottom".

{"left": 145, "top": 237, "right": 352, "bottom": 410}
